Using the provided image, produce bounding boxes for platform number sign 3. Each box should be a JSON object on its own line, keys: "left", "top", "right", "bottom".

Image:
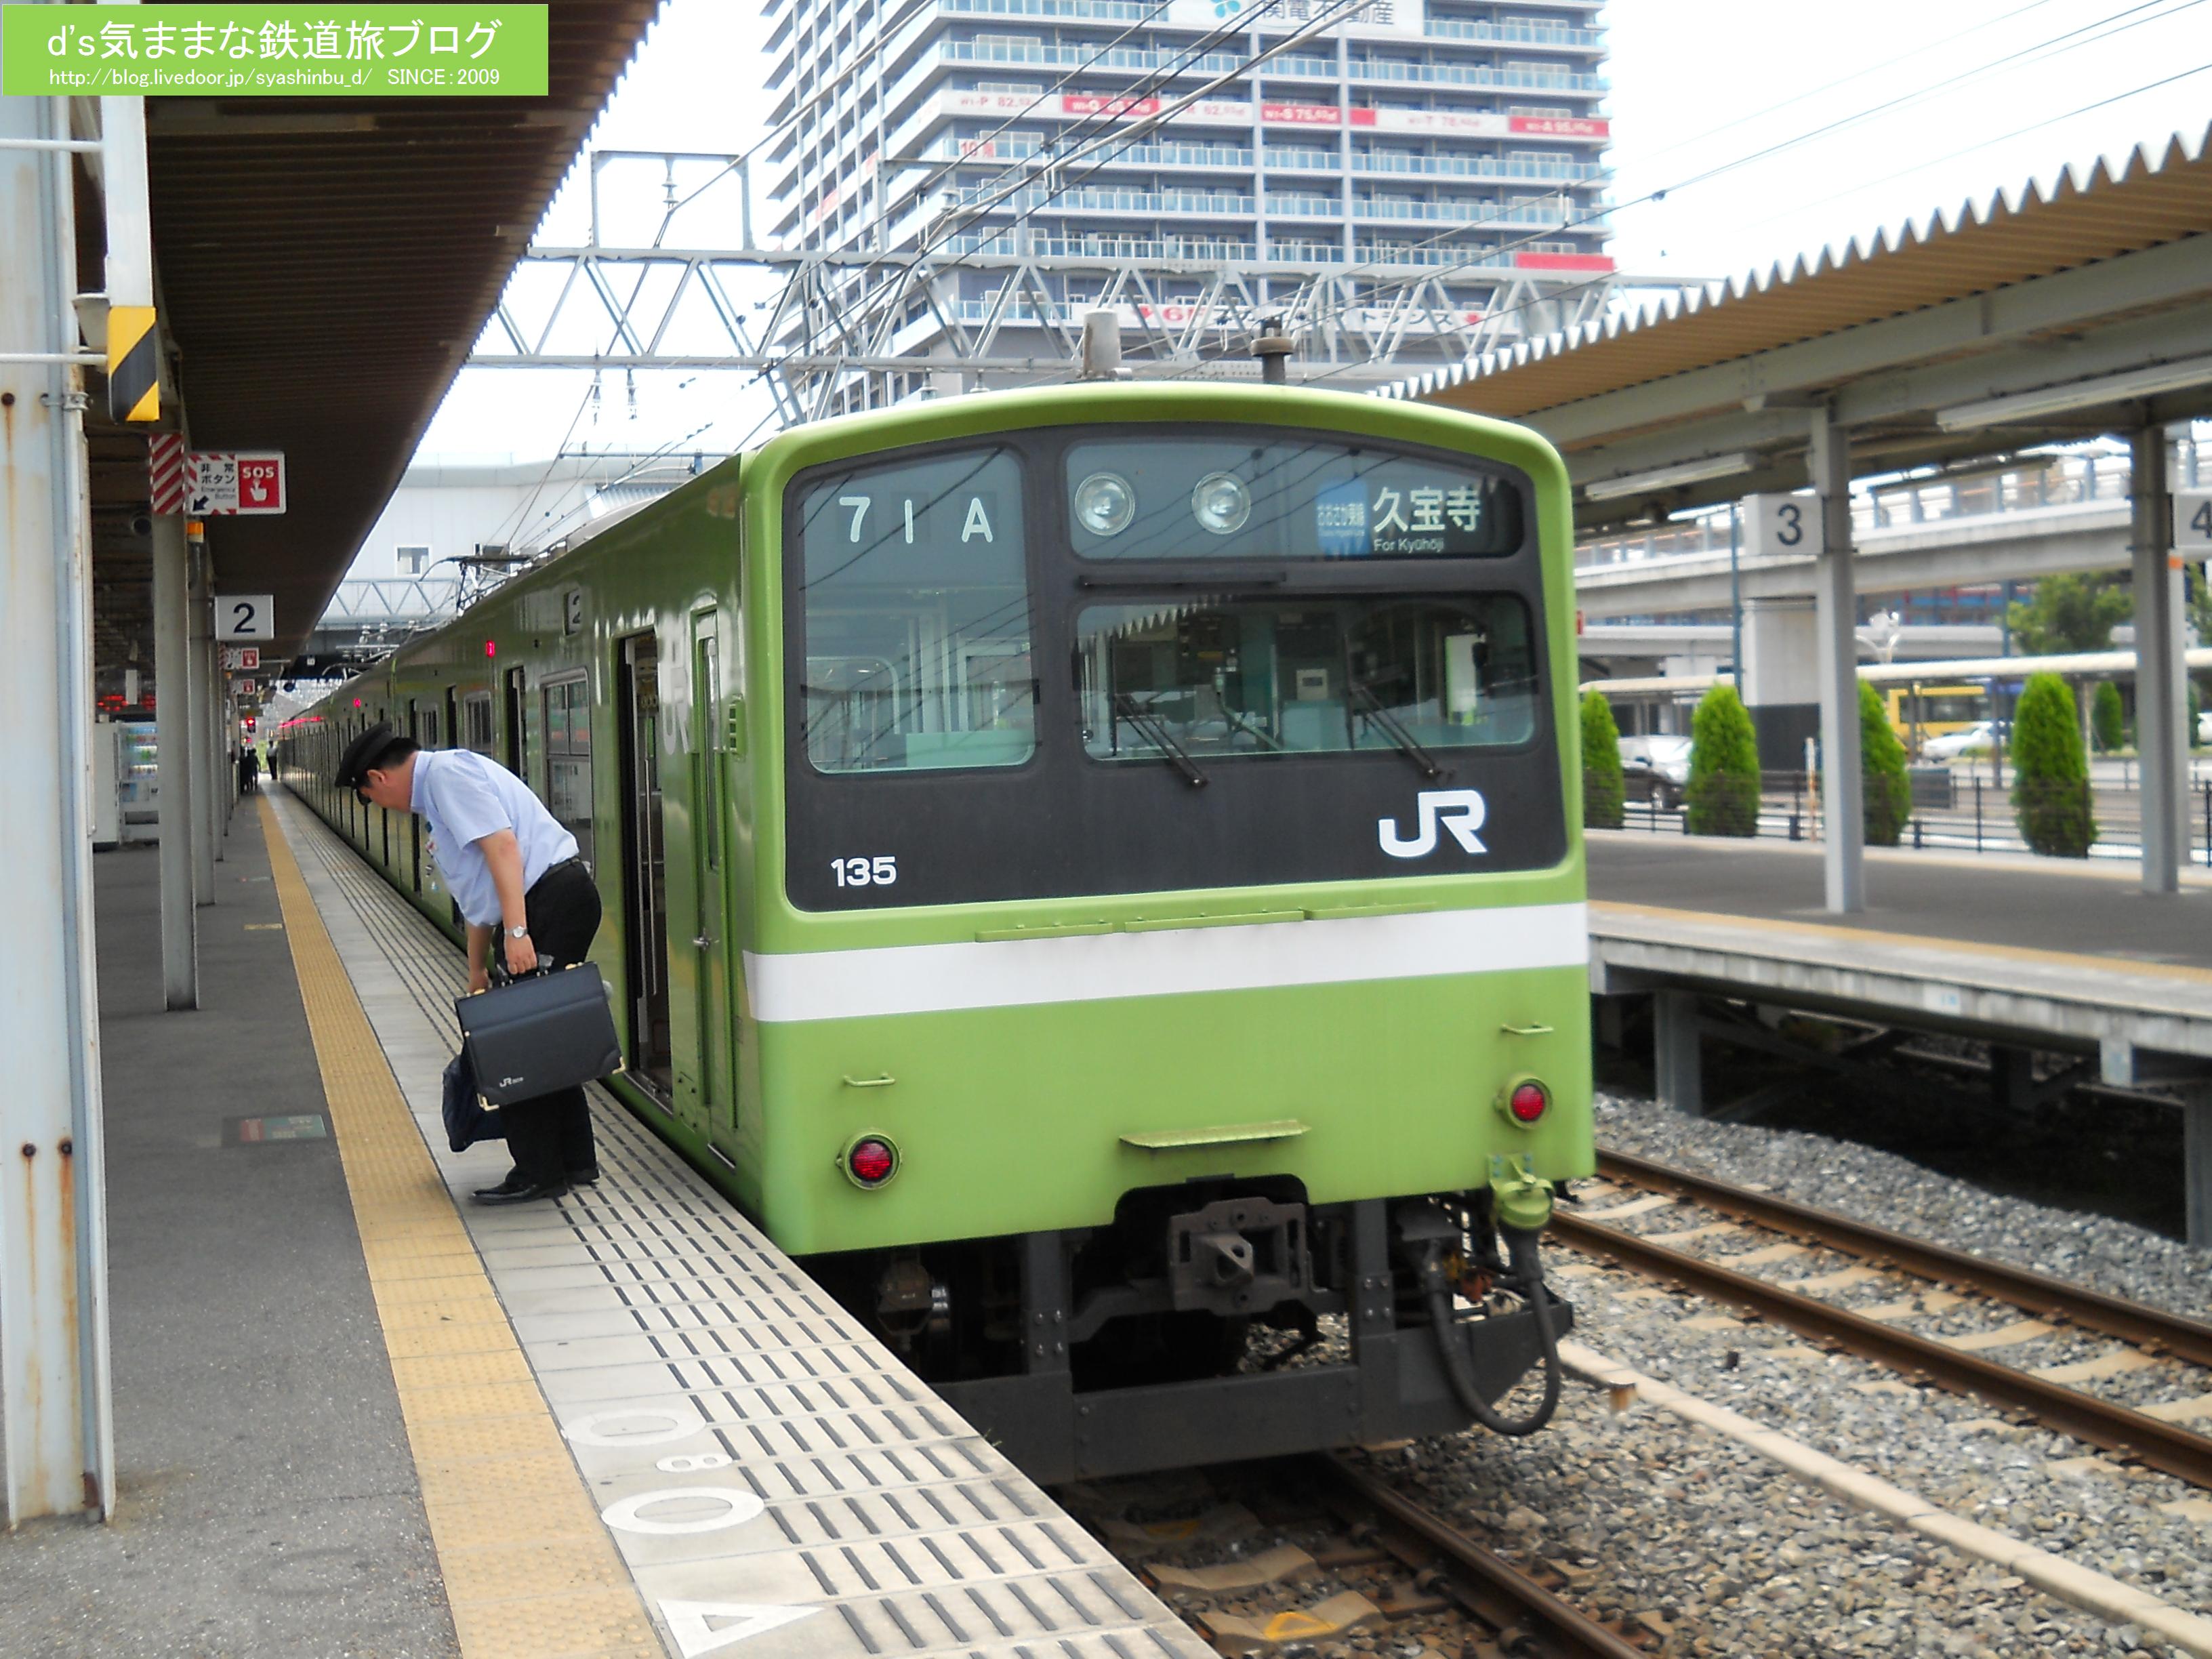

{"left": 1745, "top": 493, "right": 1825, "bottom": 560}
{"left": 2178, "top": 492, "right": 2212, "bottom": 551}
{"left": 216, "top": 594, "right": 275, "bottom": 642}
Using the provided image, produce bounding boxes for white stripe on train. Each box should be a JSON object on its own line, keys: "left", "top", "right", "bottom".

{"left": 743, "top": 901, "right": 1587, "bottom": 1023}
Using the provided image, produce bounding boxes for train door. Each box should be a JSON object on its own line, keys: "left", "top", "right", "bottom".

{"left": 503, "top": 667, "right": 526, "bottom": 777}
{"left": 617, "top": 634, "right": 674, "bottom": 1101}
{"left": 406, "top": 698, "right": 430, "bottom": 893}
{"left": 671, "top": 610, "right": 733, "bottom": 1143}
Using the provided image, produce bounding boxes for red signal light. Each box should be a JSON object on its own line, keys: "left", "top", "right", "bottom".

{"left": 1508, "top": 1081, "right": 1549, "bottom": 1124}
{"left": 846, "top": 1137, "right": 897, "bottom": 1187}
{"left": 485, "top": 639, "right": 497, "bottom": 658}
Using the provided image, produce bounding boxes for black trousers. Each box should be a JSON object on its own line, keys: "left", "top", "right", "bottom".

{"left": 497, "top": 860, "right": 603, "bottom": 1187}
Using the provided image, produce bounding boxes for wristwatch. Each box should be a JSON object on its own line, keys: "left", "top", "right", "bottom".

{"left": 506, "top": 925, "right": 529, "bottom": 940}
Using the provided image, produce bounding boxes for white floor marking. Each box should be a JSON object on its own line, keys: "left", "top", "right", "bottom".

{"left": 602, "top": 1488, "right": 769, "bottom": 1535}
{"left": 562, "top": 1404, "right": 706, "bottom": 1448}
{"left": 661, "top": 1602, "right": 819, "bottom": 1658}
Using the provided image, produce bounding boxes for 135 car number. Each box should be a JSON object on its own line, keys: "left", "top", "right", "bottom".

{"left": 832, "top": 857, "right": 899, "bottom": 888}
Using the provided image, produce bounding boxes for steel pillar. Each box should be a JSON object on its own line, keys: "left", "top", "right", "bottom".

{"left": 1653, "top": 990, "right": 1704, "bottom": 1116}
{"left": 2131, "top": 424, "right": 2184, "bottom": 895}
{"left": 187, "top": 549, "right": 216, "bottom": 898}
{"left": 152, "top": 513, "right": 198, "bottom": 1008}
{"left": 0, "top": 91, "right": 116, "bottom": 1526}
{"left": 2188, "top": 1094, "right": 2212, "bottom": 1250}
{"left": 1810, "top": 410, "right": 1865, "bottom": 913}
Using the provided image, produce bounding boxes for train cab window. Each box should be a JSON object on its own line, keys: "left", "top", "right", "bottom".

{"left": 1065, "top": 436, "right": 1523, "bottom": 561}
{"left": 1076, "top": 594, "right": 1539, "bottom": 764}
{"left": 792, "top": 446, "right": 1035, "bottom": 773}
{"left": 542, "top": 675, "right": 595, "bottom": 867}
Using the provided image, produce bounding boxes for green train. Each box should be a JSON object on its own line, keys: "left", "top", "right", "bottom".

{"left": 279, "top": 384, "right": 1593, "bottom": 1479}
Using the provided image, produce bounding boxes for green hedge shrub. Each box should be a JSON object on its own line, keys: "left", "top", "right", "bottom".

{"left": 2011, "top": 671, "right": 2095, "bottom": 857}
{"left": 1687, "top": 683, "right": 1759, "bottom": 837}
{"left": 2090, "top": 681, "right": 2124, "bottom": 753}
{"left": 1580, "top": 691, "right": 1624, "bottom": 830}
{"left": 1858, "top": 680, "right": 1911, "bottom": 846}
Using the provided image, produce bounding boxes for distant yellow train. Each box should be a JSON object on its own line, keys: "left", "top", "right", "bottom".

{"left": 1887, "top": 683, "right": 1990, "bottom": 754}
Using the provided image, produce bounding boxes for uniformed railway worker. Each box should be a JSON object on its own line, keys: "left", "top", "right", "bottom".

{"left": 333, "top": 722, "right": 601, "bottom": 1204}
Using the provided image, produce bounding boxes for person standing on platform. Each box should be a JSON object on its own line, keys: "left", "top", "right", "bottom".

{"left": 332, "top": 723, "right": 601, "bottom": 1204}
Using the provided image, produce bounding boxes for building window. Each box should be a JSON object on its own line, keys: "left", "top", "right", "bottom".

{"left": 396, "top": 545, "right": 430, "bottom": 575}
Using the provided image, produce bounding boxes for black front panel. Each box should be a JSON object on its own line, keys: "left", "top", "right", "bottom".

{"left": 784, "top": 426, "right": 1563, "bottom": 912}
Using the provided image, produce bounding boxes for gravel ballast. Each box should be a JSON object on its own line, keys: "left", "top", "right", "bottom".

{"left": 1397, "top": 1089, "right": 2212, "bottom": 1656}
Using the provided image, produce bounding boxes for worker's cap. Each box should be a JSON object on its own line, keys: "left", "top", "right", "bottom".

{"left": 331, "top": 721, "right": 401, "bottom": 790}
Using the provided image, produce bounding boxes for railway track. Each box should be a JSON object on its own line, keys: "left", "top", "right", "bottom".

{"left": 1552, "top": 1149, "right": 2212, "bottom": 1489}
{"left": 1076, "top": 1455, "right": 1648, "bottom": 1659}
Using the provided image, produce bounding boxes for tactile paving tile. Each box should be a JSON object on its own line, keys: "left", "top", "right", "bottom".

{"left": 272, "top": 794, "right": 1210, "bottom": 1659}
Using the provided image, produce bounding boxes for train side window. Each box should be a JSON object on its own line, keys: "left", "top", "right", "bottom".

{"left": 462, "top": 691, "right": 495, "bottom": 756}
{"left": 542, "top": 674, "right": 595, "bottom": 867}
{"left": 792, "top": 446, "right": 1034, "bottom": 773}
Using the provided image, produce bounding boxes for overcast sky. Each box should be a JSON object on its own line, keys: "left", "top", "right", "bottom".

{"left": 417, "top": 0, "right": 2212, "bottom": 477}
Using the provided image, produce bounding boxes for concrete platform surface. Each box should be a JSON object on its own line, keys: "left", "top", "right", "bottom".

{"left": 0, "top": 804, "right": 458, "bottom": 1659}
{"left": 1589, "top": 833, "right": 2212, "bottom": 973}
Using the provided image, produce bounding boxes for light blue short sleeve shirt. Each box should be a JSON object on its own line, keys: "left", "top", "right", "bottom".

{"left": 410, "top": 749, "right": 580, "bottom": 927}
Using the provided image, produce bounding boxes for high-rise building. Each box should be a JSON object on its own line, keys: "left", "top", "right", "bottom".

{"left": 764, "top": 0, "right": 1610, "bottom": 408}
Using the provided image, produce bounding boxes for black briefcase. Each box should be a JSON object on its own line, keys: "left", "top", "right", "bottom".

{"left": 456, "top": 963, "right": 622, "bottom": 1106}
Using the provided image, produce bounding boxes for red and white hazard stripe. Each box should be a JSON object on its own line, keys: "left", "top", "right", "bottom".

{"left": 149, "top": 432, "right": 186, "bottom": 515}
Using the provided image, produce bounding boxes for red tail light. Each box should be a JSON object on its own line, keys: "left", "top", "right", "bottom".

{"left": 846, "top": 1137, "right": 897, "bottom": 1187}
{"left": 1507, "top": 1081, "right": 1549, "bottom": 1124}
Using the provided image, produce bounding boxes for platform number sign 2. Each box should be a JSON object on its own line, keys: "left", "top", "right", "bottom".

{"left": 2177, "top": 492, "right": 2212, "bottom": 551}
{"left": 216, "top": 594, "right": 275, "bottom": 642}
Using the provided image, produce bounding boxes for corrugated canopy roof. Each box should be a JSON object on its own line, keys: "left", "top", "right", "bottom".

{"left": 1398, "top": 121, "right": 2212, "bottom": 434}
{"left": 91, "top": 0, "right": 663, "bottom": 665}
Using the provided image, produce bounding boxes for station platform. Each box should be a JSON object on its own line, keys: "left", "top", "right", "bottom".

{"left": 1585, "top": 833, "right": 2212, "bottom": 1243}
{"left": 1, "top": 792, "right": 1206, "bottom": 1659}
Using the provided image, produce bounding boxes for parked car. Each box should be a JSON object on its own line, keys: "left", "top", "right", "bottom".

{"left": 2199, "top": 709, "right": 2212, "bottom": 745}
{"left": 1922, "top": 719, "right": 2010, "bottom": 761}
{"left": 1618, "top": 733, "right": 1693, "bottom": 809}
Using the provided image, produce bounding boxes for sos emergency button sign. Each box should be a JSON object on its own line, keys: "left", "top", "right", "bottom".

{"left": 188, "top": 451, "right": 287, "bottom": 516}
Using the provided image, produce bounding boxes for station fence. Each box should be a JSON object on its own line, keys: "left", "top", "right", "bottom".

{"left": 1595, "top": 766, "right": 2212, "bottom": 866}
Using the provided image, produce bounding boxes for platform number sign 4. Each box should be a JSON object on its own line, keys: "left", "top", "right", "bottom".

{"left": 2178, "top": 492, "right": 2212, "bottom": 551}
{"left": 216, "top": 594, "right": 275, "bottom": 642}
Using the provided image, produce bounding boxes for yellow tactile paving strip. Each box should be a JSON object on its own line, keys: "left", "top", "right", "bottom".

{"left": 260, "top": 796, "right": 665, "bottom": 1659}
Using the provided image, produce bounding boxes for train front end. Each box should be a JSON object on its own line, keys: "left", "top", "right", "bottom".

{"left": 743, "top": 384, "right": 1591, "bottom": 1479}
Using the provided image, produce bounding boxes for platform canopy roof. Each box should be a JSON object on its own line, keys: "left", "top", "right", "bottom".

{"left": 1389, "top": 123, "right": 2212, "bottom": 529}
{"left": 91, "top": 0, "right": 663, "bottom": 666}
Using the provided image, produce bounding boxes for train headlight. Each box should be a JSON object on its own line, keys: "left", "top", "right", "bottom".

{"left": 1073, "top": 471, "right": 1136, "bottom": 537}
{"left": 1496, "top": 1078, "right": 1549, "bottom": 1126}
{"left": 841, "top": 1133, "right": 899, "bottom": 1189}
{"left": 1190, "top": 472, "right": 1251, "bottom": 535}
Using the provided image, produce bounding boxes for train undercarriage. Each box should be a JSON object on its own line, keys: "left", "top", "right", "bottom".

{"left": 805, "top": 1177, "right": 1571, "bottom": 1481}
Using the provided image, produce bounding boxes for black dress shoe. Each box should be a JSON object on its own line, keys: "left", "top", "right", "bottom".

{"left": 472, "top": 1181, "right": 569, "bottom": 1206}
{"left": 567, "top": 1164, "right": 600, "bottom": 1185}
{"left": 471, "top": 1170, "right": 529, "bottom": 1198}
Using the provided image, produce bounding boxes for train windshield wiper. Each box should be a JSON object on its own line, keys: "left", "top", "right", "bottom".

{"left": 1112, "top": 693, "right": 1209, "bottom": 788}
{"left": 1351, "top": 682, "right": 1443, "bottom": 779}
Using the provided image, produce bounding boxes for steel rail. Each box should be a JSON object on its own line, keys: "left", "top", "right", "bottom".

{"left": 1549, "top": 1211, "right": 2212, "bottom": 1490}
{"left": 1307, "top": 1455, "right": 1649, "bottom": 1659}
{"left": 1593, "top": 1149, "right": 2212, "bottom": 1370}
